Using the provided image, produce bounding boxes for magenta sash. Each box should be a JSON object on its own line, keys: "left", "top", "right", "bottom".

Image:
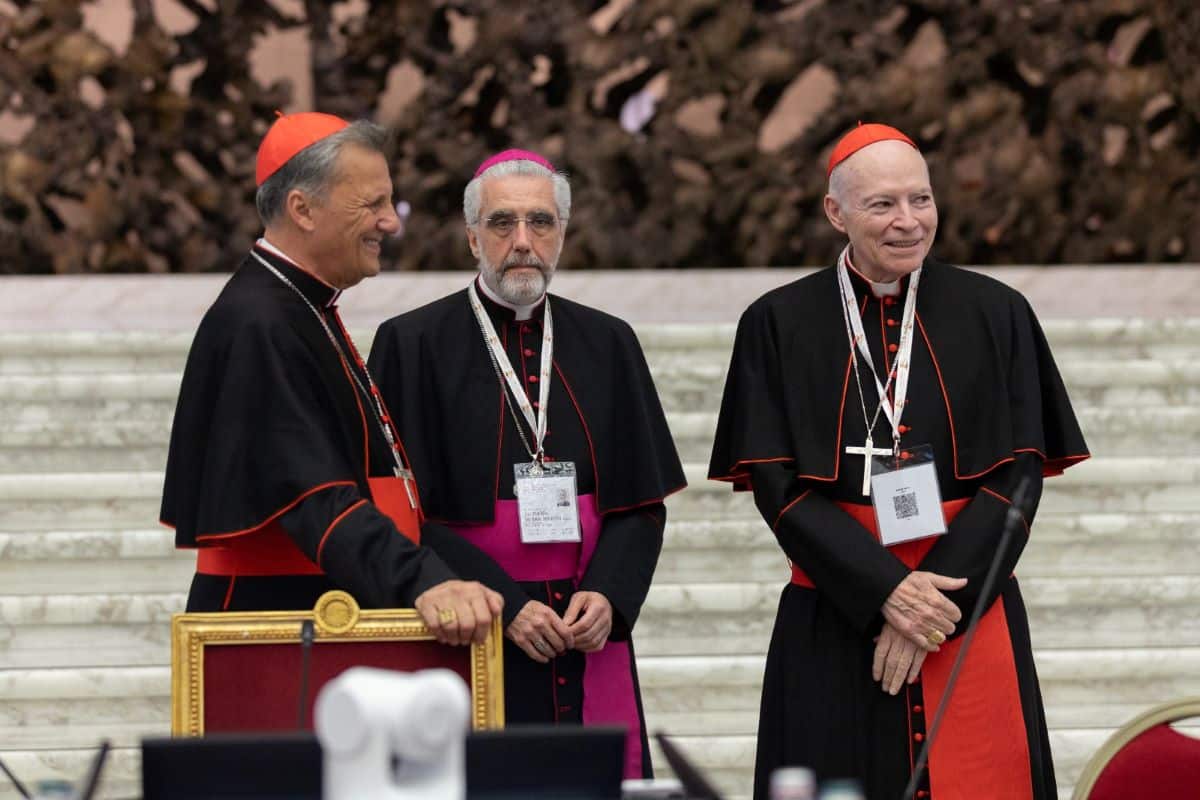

{"left": 453, "top": 494, "right": 645, "bottom": 778}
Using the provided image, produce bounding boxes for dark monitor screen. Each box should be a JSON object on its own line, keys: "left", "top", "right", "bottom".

{"left": 142, "top": 732, "right": 320, "bottom": 800}
{"left": 467, "top": 725, "right": 625, "bottom": 799}
{"left": 142, "top": 725, "right": 626, "bottom": 800}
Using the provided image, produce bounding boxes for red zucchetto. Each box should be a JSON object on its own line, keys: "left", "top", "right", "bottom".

{"left": 255, "top": 111, "right": 350, "bottom": 186}
{"left": 826, "top": 123, "right": 918, "bottom": 177}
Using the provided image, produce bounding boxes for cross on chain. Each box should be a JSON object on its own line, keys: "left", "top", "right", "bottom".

{"left": 394, "top": 466, "right": 417, "bottom": 508}
{"left": 844, "top": 436, "right": 894, "bottom": 496}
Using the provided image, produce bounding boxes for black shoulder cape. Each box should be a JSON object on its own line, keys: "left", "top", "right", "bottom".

{"left": 162, "top": 251, "right": 385, "bottom": 545}
{"left": 708, "top": 258, "right": 1089, "bottom": 488}
{"left": 368, "top": 288, "right": 686, "bottom": 523}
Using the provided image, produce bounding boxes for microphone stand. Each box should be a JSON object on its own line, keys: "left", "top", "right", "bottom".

{"left": 0, "top": 756, "right": 31, "bottom": 800}
{"left": 901, "top": 475, "right": 1033, "bottom": 800}
{"left": 297, "top": 619, "right": 315, "bottom": 729}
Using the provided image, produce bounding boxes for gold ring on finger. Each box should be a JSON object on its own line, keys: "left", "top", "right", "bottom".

{"left": 926, "top": 630, "right": 946, "bottom": 646}
{"left": 438, "top": 608, "right": 456, "bottom": 624}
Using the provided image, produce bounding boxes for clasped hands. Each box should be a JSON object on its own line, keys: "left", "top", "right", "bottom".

{"left": 506, "top": 592, "right": 613, "bottom": 663}
{"left": 873, "top": 570, "right": 967, "bottom": 695}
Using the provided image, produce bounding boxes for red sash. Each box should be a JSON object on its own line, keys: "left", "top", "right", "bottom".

{"left": 786, "top": 495, "right": 1034, "bottom": 799}
{"left": 789, "top": 498, "right": 971, "bottom": 587}
{"left": 196, "top": 475, "right": 422, "bottom": 576}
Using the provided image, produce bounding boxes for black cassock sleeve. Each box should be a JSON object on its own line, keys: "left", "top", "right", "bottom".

{"left": 579, "top": 504, "right": 666, "bottom": 641}
{"left": 418, "top": 522, "right": 533, "bottom": 629}
{"left": 749, "top": 463, "right": 911, "bottom": 633}
{"left": 279, "top": 484, "right": 456, "bottom": 608}
{"left": 917, "top": 452, "right": 1043, "bottom": 636}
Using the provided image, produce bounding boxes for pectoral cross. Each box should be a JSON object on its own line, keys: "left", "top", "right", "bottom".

{"left": 395, "top": 466, "right": 417, "bottom": 509}
{"left": 845, "top": 436, "right": 893, "bottom": 496}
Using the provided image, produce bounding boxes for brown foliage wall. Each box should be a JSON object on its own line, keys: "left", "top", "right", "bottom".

{"left": 0, "top": 0, "right": 1196, "bottom": 274}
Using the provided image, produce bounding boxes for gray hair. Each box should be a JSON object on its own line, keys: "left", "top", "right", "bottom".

{"left": 827, "top": 161, "right": 854, "bottom": 205}
{"left": 255, "top": 120, "right": 392, "bottom": 226}
{"left": 463, "top": 158, "right": 571, "bottom": 226}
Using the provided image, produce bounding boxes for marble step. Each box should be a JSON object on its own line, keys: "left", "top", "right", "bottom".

{"left": 1, "top": 457, "right": 1196, "bottom": 532}
{"left": 653, "top": 512, "right": 1200, "bottom": 582}
{"left": 674, "top": 457, "right": 1200, "bottom": 519}
{"left": 2, "top": 402, "right": 1194, "bottom": 475}
{"left": 4, "top": 508, "right": 1196, "bottom": 598}
{"left": 3, "top": 319, "right": 1200, "bottom": 373}
{"left": 648, "top": 358, "right": 1200, "bottom": 412}
{"left": 667, "top": 406, "right": 1200, "bottom": 461}
{"left": 3, "top": 358, "right": 1200, "bottom": 425}
{"left": 2, "top": 568, "right": 1196, "bottom": 668}
{"left": 633, "top": 573, "right": 1200, "bottom": 655}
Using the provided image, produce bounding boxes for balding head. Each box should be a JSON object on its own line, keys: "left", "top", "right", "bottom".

{"left": 823, "top": 140, "right": 938, "bottom": 283}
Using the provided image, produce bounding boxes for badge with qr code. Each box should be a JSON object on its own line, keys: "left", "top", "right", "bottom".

{"left": 870, "top": 444, "right": 947, "bottom": 546}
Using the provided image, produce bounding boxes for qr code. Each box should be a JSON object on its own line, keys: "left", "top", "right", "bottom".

{"left": 893, "top": 491, "right": 919, "bottom": 519}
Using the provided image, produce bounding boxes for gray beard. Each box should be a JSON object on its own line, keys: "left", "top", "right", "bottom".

{"left": 497, "top": 267, "right": 548, "bottom": 305}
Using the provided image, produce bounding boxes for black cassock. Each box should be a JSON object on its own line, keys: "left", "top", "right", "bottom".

{"left": 708, "top": 259, "right": 1089, "bottom": 800}
{"left": 368, "top": 282, "right": 686, "bottom": 778}
{"left": 162, "top": 246, "right": 455, "bottom": 612}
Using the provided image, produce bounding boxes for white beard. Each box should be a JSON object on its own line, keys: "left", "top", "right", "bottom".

{"left": 480, "top": 252, "right": 554, "bottom": 306}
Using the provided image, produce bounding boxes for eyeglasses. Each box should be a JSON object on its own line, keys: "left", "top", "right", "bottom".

{"left": 482, "top": 211, "right": 561, "bottom": 238}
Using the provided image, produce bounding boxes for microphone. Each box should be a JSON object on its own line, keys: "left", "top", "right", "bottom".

{"left": 900, "top": 475, "right": 1033, "bottom": 800}
{"left": 297, "top": 619, "right": 315, "bottom": 729}
{"left": 0, "top": 755, "right": 31, "bottom": 800}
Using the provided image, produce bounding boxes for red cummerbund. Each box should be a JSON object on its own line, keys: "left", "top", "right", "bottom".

{"left": 789, "top": 498, "right": 972, "bottom": 588}
{"left": 196, "top": 522, "right": 323, "bottom": 577}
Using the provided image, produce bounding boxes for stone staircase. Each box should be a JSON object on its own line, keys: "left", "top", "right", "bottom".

{"left": 2, "top": 319, "right": 1199, "bottom": 799}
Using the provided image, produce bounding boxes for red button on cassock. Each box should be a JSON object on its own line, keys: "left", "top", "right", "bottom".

{"left": 917, "top": 791, "right": 929, "bottom": 798}
{"left": 887, "top": 319, "right": 898, "bottom": 326}
{"left": 524, "top": 348, "right": 535, "bottom": 357}
{"left": 914, "top": 732, "right": 925, "bottom": 742}
{"left": 912, "top": 704, "right": 923, "bottom": 713}
{"left": 553, "top": 591, "right": 563, "bottom": 600}
{"left": 884, "top": 297, "right": 896, "bottom": 306}
{"left": 557, "top": 677, "right": 567, "bottom": 686}
{"left": 528, "top": 375, "right": 538, "bottom": 383}
{"left": 888, "top": 343, "right": 899, "bottom": 353}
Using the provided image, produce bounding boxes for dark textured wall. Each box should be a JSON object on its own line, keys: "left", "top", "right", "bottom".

{"left": 0, "top": 0, "right": 1196, "bottom": 274}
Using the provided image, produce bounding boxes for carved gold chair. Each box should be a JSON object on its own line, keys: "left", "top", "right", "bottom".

{"left": 1071, "top": 697, "right": 1200, "bottom": 800}
{"left": 171, "top": 590, "right": 504, "bottom": 735}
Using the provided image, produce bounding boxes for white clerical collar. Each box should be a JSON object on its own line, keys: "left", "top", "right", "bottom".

{"left": 870, "top": 278, "right": 902, "bottom": 297}
{"left": 845, "top": 249, "right": 902, "bottom": 297}
{"left": 256, "top": 237, "right": 341, "bottom": 307}
{"left": 475, "top": 274, "right": 544, "bottom": 321}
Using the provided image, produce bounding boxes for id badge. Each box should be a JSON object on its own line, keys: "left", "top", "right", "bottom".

{"left": 514, "top": 461, "right": 582, "bottom": 544}
{"left": 870, "top": 444, "right": 947, "bottom": 546}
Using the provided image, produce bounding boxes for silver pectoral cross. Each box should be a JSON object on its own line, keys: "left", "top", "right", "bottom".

{"left": 845, "top": 436, "right": 894, "bottom": 496}
{"left": 395, "top": 466, "right": 417, "bottom": 509}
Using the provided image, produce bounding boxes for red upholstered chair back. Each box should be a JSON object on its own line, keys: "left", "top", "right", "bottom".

{"left": 171, "top": 591, "right": 504, "bottom": 735}
{"left": 1072, "top": 698, "right": 1200, "bottom": 800}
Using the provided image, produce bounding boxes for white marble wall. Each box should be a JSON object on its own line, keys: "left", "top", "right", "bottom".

{"left": 1, "top": 265, "right": 1199, "bottom": 333}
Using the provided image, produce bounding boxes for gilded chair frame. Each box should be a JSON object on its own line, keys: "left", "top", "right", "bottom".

{"left": 171, "top": 590, "right": 504, "bottom": 735}
{"left": 1071, "top": 697, "right": 1200, "bottom": 800}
